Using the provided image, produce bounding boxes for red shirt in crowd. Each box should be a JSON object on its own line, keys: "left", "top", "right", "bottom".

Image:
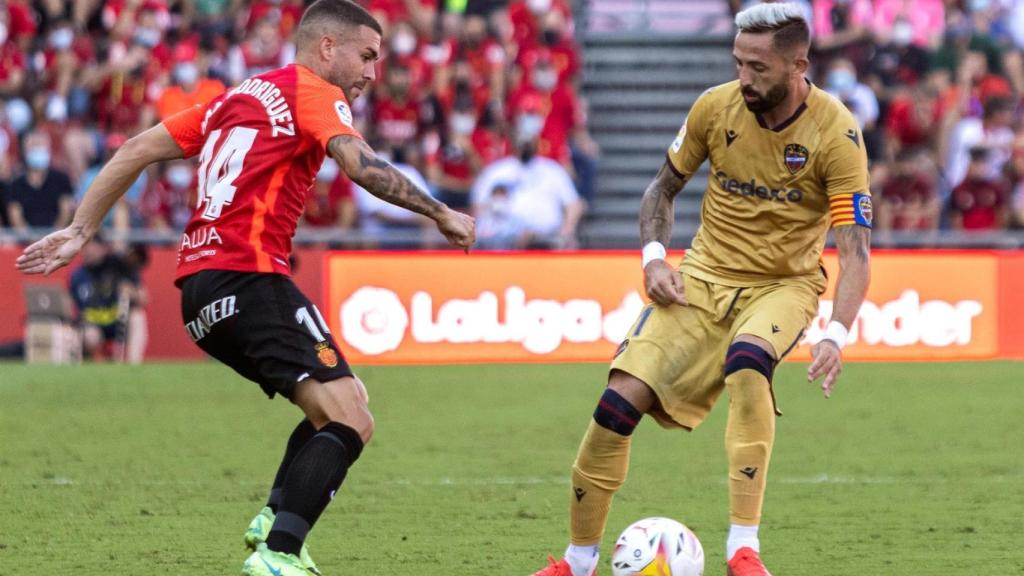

{"left": 303, "top": 174, "right": 353, "bottom": 227}
{"left": 507, "top": 0, "right": 573, "bottom": 49}
{"left": 373, "top": 94, "right": 420, "bottom": 147}
{"left": 507, "top": 85, "right": 578, "bottom": 165}
{"left": 880, "top": 173, "right": 936, "bottom": 230}
{"left": 950, "top": 177, "right": 1007, "bottom": 230}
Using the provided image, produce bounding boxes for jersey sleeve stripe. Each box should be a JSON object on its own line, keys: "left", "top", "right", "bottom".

{"left": 664, "top": 153, "right": 687, "bottom": 179}
{"left": 249, "top": 161, "right": 292, "bottom": 272}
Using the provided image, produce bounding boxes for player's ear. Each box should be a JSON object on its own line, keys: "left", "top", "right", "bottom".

{"left": 791, "top": 53, "right": 809, "bottom": 76}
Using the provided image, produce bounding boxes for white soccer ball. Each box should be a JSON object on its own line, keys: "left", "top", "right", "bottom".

{"left": 610, "top": 517, "right": 704, "bottom": 576}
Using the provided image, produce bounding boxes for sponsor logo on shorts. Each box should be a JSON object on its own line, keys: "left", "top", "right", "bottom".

{"left": 316, "top": 342, "right": 339, "bottom": 367}
{"left": 185, "top": 295, "right": 237, "bottom": 341}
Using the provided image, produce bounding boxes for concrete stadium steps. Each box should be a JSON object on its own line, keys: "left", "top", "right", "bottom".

{"left": 580, "top": 32, "right": 733, "bottom": 248}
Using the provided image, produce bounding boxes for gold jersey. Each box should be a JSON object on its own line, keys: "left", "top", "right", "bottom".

{"left": 667, "top": 80, "right": 872, "bottom": 289}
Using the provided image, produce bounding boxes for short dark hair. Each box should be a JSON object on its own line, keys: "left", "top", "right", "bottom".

{"left": 297, "top": 0, "right": 382, "bottom": 43}
{"left": 735, "top": 3, "right": 810, "bottom": 55}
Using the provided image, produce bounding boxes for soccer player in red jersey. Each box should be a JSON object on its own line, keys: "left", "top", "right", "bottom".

{"left": 16, "top": 1, "right": 474, "bottom": 575}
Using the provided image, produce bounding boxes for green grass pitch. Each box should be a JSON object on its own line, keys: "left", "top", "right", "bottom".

{"left": 1, "top": 361, "right": 1022, "bottom": 575}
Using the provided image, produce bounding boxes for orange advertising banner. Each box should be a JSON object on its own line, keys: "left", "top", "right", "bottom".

{"left": 324, "top": 251, "right": 1011, "bottom": 365}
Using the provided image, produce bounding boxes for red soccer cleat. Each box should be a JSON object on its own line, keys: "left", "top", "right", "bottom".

{"left": 531, "top": 556, "right": 595, "bottom": 576}
{"left": 727, "top": 547, "right": 773, "bottom": 576}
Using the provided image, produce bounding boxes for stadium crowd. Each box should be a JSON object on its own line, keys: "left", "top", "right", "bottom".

{"left": 0, "top": 0, "right": 596, "bottom": 249}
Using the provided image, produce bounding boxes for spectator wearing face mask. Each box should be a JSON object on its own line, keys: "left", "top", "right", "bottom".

{"left": 372, "top": 62, "right": 422, "bottom": 151}
{"left": 507, "top": 60, "right": 580, "bottom": 168}
{"left": 945, "top": 96, "right": 1016, "bottom": 189}
{"left": 155, "top": 43, "right": 226, "bottom": 119}
{"left": 145, "top": 158, "right": 196, "bottom": 232}
{"left": 77, "top": 132, "right": 147, "bottom": 230}
{"left": 7, "top": 130, "right": 73, "bottom": 231}
{"left": 458, "top": 14, "right": 507, "bottom": 106}
{"left": 507, "top": 0, "right": 574, "bottom": 52}
{"left": 227, "top": 16, "right": 292, "bottom": 85}
{"left": 865, "top": 15, "right": 930, "bottom": 101}
{"left": 516, "top": 9, "right": 580, "bottom": 86}
{"left": 471, "top": 112, "right": 585, "bottom": 249}
{"left": 949, "top": 146, "right": 1010, "bottom": 230}
{"left": 872, "top": 0, "right": 945, "bottom": 51}
{"left": 300, "top": 157, "right": 357, "bottom": 231}
{"left": 384, "top": 20, "right": 435, "bottom": 94}
{"left": 430, "top": 101, "right": 485, "bottom": 210}
{"left": 824, "top": 58, "right": 881, "bottom": 160}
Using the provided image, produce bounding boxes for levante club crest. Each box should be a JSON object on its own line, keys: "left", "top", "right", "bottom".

{"left": 784, "top": 143, "right": 809, "bottom": 174}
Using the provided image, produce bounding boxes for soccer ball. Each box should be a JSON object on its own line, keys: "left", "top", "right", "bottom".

{"left": 610, "top": 517, "right": 704, "bottom": 576}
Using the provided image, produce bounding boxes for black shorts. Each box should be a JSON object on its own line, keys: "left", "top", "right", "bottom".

{"left": 180, "top": 270, "right": 353, "bottom": 399}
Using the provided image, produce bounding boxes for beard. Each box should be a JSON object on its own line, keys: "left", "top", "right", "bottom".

{"left": 741, "top": 82, "right": 789, "bottom": 113}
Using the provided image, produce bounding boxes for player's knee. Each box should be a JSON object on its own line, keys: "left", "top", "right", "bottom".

{"left": 318, "top": 421, "right": 366, "bottom": 464}
{"left": 724, "top": 341, "right": 777, "bottom": 382}
{"left": 592, "top": 388, "right": 642, "bottom": 436}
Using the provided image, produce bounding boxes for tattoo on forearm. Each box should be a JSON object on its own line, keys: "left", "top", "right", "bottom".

{"left": 331, "top": 136, "right": 442, "bottom": 217}
{"left": 639, "top": 164, "right": 686, "bottom": 245}
{"left": 836, "top": 225, "right": 870, "bottom": 263}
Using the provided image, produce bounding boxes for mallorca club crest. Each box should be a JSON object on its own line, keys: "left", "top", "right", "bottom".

{"left": 783, "top": 143, "right": 809, "bottom": 174}
{"left": 315, "top": 342, "right": 339, "bottom": 368}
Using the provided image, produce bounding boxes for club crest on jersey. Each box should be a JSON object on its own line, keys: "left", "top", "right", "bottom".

{"left": 334, "top": 101, "right": 353, "bottom": 128}
{"left": 316, "top": 342, "right": 339, "bottom": 368}
{"left": 783, "top": 143, "right": 809, "bottom": 174}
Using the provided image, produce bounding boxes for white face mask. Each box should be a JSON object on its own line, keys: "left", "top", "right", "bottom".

{"left": 527, "top": 0, "right": 552, "bottom": 14}
{"left": 451, "top": 113, "right": 476, "bottom": 135}
{"left": 167, "top": 165, "right": 193, "bottom": 189}
{"left": 174, "top": 63, "right": 199, "bottom": 85}
{"left": 0, "top": 22, "right": 8, "bottom": 46}
{"left": 892, "top": 21, "right": 914, "bottom": 46}
{"left": 26, "top": 148, "right": 51, "bottom": 170}
{"left": 533, "top": 69, "right": 557, "bottom": 91}
{"left": 516, "top": 113, "right": 545, "bottom": 141}
{"left": 50, "top": 28, "right": 74, "bottom": 51}
{"left": 391, "top": 33, "right": 417, "bottom": 57}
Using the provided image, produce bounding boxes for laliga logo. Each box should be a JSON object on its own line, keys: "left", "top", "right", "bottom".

{"left": 339, "top": 286, "right": 646, "bottom": 355}
{"left": 806, "top": 290, "right": 983, "bottom": 347}
{"left": 341, "top": 287, "right": 409, "bottom": 355}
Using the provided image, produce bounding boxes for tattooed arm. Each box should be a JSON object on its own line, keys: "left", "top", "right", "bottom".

{"left": 830, "top": 224, "right": 871, "bottom": 329}
{"left": 639, "top": 162, "right": 688, "bottom": 246}
{"left": 328, "top": 135, "right": 475, "bottom": 250}
{"left": 639, "top": 162, "right": 688, "bottom": 306}
{"left": 808, "top": 223, "right": 871, "bottom": 397}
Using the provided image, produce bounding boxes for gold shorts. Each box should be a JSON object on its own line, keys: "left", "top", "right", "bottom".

{"left": 610, "top": 272, "right": 819, "bottom": 430}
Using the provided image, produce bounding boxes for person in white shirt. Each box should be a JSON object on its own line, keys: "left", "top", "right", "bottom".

{"left": 470, "top": 117, "right": 586, "bottom": 248}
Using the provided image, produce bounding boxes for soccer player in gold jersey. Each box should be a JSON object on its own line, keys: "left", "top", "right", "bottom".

{"left": 531, "top": 4, "right": 871, "bottom": 576}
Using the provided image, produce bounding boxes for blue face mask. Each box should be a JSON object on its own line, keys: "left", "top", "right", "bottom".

{"left": 25, "top": 148, "right": 50, "bottom": 170}
{"left": 827, "top": 69, "right": 857, "bottom": 95}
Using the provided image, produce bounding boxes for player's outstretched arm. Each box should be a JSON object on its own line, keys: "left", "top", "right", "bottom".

{"left": 16, "top": 124, "right": 185, "bottom": 275}
{"left": 808, "top": 224, "right": 871, "bottom": 397}
{"left": 639, "top": 162, "right": 688, "bottom": 306}
{"left": 328, "top": 135, "right": 475, "bottom": 251}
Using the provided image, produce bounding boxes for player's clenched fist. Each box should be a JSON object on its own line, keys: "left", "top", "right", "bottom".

{"left": 435, "top": 207, "right": 476, "bottom": 253}
{"left": 807, "top": 340, "right": 842, "bottom": 398}
{"left": 643, "top": 260, "right": 687, "bottom": 306}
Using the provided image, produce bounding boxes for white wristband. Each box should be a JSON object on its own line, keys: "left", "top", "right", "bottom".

{"left": 641, "top": 241, "right": 667, "bottom": 269}
{"left": 823, "top": 321, "right": 849, "bottom": 349}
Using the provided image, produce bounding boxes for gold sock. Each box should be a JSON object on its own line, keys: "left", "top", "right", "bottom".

{"left": 570, "top": 419, "right": 632, "bottom": 545}
{"left": 724, "top": 369, "right": 775, "bottom": 525}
